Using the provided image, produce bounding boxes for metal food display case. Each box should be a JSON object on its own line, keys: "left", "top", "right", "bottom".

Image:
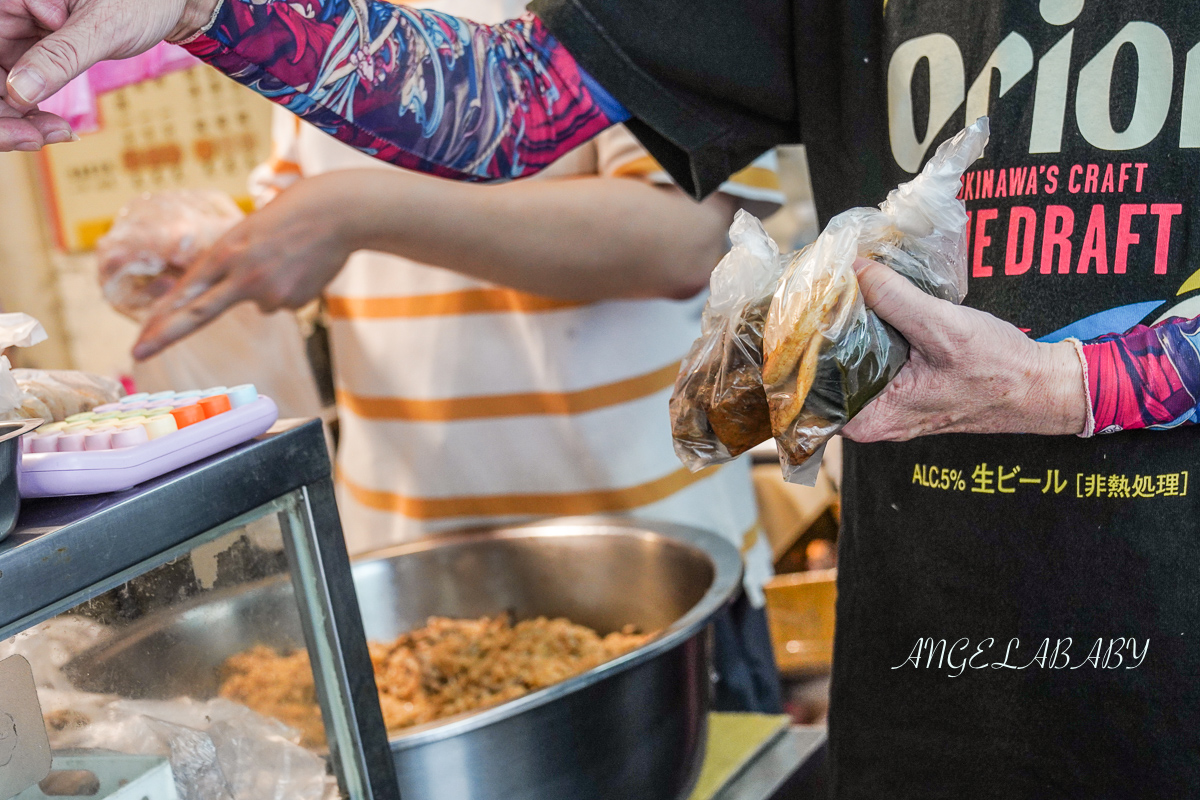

{"left": 0, "top": 419, "right": 396, "bottom": 800}
{"left": 0, "top": 417, "right": 764, "bottom": 800}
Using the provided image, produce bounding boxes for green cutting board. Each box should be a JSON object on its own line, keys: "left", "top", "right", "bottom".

{"left": 687, "top": 712, "right": 791, "bottom": 800}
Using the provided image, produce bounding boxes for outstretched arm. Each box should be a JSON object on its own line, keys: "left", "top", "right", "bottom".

{"left": 182, "top": 1, "right": 627, "bottom": 180}
{"left": 2, "top": 0, "right": 627, "bottom": 173}
{"left": 181, "top": 1, "right": 627, "bottom": 181}
{"left": 130, "top": 166, "right": 735, "bottom": 359}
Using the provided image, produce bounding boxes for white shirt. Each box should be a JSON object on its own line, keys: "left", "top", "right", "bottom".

{"left": 250, "top": 0, "right": 785, "bottom": 603}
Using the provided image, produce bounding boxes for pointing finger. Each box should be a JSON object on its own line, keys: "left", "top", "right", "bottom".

{"left": 133, "top": 280, "right": 245, "bottom": 361}
{"left": 132, "top": 245, "right": 239, "bottom": 360}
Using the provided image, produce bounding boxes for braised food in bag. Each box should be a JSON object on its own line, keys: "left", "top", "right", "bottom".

{"left": 762, "top": 118, "right": 989, "bottom": 481}
{"left": 669, "top": 212, "right": 784, "bottom": 468}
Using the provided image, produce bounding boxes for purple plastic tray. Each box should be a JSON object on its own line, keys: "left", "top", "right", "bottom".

{"left": 18, "top": 396, "right": 280, "bottom": 498}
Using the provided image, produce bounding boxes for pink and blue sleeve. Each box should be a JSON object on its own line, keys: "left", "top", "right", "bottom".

{"left": 181, "top": 0, "right": 628, "bottom": 181}
{"left": 1082, "top": 316, "right": 1200, "bottom": 433}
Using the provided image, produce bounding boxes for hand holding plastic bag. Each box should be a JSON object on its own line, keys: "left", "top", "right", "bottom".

{"left": 96, "top": 190, "right": 245, "bottom": 321}
{"left": 763, "top": 118, "right": 989, "bottom": 482}
{"left": 670, "top": 119, "right": 989, "bottom": 484}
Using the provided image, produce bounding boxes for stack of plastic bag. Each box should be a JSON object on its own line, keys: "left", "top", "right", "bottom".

{"left": 670, "top": 118, "right": 989, "bottom": 484}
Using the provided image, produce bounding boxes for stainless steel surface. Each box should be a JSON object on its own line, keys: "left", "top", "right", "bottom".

{"left": 0, "top": 654, "right": 53, "bottom": 798}
{"left": 279, "top": 485, "right": 378, "bottom": 800}
{"left": 66, "top": 518, "right": 743, "bottom": 800}
{"left": 0, "top": 419, "right": 41, "bottom": 544}
{"left": 713, "top": 727, "right": 827, "bottom": 800}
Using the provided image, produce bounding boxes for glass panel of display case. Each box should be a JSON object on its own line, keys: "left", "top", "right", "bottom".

{"left": 0, "top": 496, "right": 352, "bottom": 800}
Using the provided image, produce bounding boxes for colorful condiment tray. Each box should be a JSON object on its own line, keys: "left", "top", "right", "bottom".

{"left": 18, "top": 384, "right": 278, "bottom": 497}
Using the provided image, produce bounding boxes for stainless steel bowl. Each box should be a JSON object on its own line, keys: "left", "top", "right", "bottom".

{"left": 66, "top": 517, "right": 743, "bottom": 800}
{"left": 0, "top": 419, "right": 44, "bottom": 541}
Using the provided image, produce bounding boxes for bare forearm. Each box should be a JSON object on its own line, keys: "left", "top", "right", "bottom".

{"left": 330, "top": 169, "right": 735, "bottom": 301}
{"left": 129, "top": 153, "right": 734, "bottom": 360}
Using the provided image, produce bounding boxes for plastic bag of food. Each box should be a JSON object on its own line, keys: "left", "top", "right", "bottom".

{"left": 0, "top": 312, "right": 123, "bottom": 422}
{"left": 0, "top": 312, "right": 48, "bottom": 417}
{"left": 670, "top": 212, "right": 784, "bottom": 469}
{"left": 96, "top": 190, "right": 245, "bottom": 321}
{"left": 763, "top": 118, "right": 989, "bottom": 483}
{"left": 4, "top": 369, "right": 123, "bottom": 422}
{"left": 95, "top": 190, "right": 326, "bottom": 423}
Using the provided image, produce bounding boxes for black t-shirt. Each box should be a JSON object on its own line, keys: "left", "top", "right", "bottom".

{"left": 530, "top": 0, "right": 1200, "bottom": 796}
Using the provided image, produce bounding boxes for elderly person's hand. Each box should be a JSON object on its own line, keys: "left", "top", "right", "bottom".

{"left": 0, "top": 90, "right": 73, "bottom": 150}
{"left": 840, "top": 258, "right": 1088, "bottom": 442}
{"left": 0, "top": 0, "right": 215, "bottom": 150}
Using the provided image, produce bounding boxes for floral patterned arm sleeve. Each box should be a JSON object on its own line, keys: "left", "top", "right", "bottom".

{"left": 181, "top": 0, "right": 628, "bottom": 181}
{"left": 1081, "top": 316, "right": 1200, "bottom": 433}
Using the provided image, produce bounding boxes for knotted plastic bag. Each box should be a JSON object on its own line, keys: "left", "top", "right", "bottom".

{"left": 763, "top": 118, "right": 989, "bottom": 482}
{"left": 0, "top": 313, "right": 47, "bottom": 418}
{"left": 670, "top": 212, "right": 785, "bottom": 469}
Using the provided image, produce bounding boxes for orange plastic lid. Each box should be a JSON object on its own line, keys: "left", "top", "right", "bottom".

{"left": 199, "top": 394, "right": 232, "bottom": 418}
{"left": 170, "top": 403, "right": 205, "bottom": 429}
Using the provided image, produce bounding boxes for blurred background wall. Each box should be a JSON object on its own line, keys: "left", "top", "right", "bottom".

{"left": 0, "top": 67, "right": 273, "bottom": 377}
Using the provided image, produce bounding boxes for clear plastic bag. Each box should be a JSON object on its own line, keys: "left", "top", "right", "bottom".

{"left": 4, "top": 369, "right": 124, "bottom": 422}
{"left": 670, "top": 212, "right": 784, "bottom": 469}
{"left": 0, "top": 312, "right": 48, "bottom": 418}
{"left": 96, "top": 190, "right": 245, "bottom": 321}
{"left": 763, "top": 118, "right": 989, "bottom": 483}
{"left": 51, "top": 698, "right": 335, "bottom": 800}
{"left": 0, "top": 312, "right": 122, "bottom": 423}
{"left": 7, "top": 619, "right": 335, "bottom": 800}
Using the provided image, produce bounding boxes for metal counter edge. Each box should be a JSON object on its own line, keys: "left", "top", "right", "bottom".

{"left": 0, "top": 418, "right": 332, "bottom": 636}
